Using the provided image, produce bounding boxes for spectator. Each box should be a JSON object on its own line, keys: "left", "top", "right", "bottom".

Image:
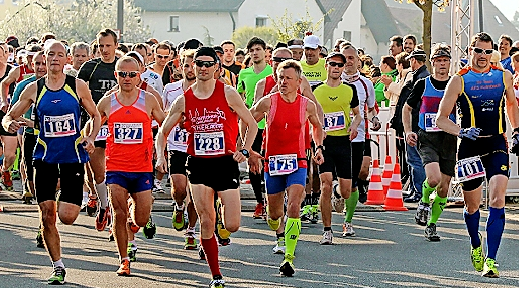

{"left": 498, "top": 35, "right": 514, "bottom": 74}
{"left": 389, "top": 35, "right": 404, "bottom": 57}
{"left": 374, "top": 55, "right": 398, "bottom": 107}
{"left": 382, "top": 51, "right": 412, "bottom": 110}
{"left": 403, "top": 34, "right": 417, "bottom": 53}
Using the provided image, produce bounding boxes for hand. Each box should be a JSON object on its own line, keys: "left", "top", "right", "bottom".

{"left": 248, "top": 150, "right": 264, "bottom": 175}
{"left": 405, "top": 132, "right": 418, "bottom": 147}
{"left": 6, "top": 120, "right": 24, "bottom": 133}
{"left": 230, "top": 149, "right": 247, "bottom": 163}
{"left": 371, "top": 117, "right": 381, "bottom": 131}
{"left": 348, "top": 126, "right": 358, "bottom": 141}
{"left": 155, "top": 156, "right": 168, "bottom": 174}
{"left": 458, "top": 127, "right": 482, "bottom": 141}
{"left": 511, "top": 133, "right": 519, "bottom": 156}
{"left": 0, "top": 101, "right": 9, "bottom": 113}
{"left": 380, "top": 75, "right": 393, "bottom": 86}
{"left": 313, "top": 148, "right": 324, "bottom": 165}
{"left": 81, "top": 136, "right": 95, "bottom": 154}
{"left": 269, "top": 84, "right": 279, "bottom": 94}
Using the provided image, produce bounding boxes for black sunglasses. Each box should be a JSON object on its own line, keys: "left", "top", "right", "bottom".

{"left": 272, "top": 57, "right": 292, "bottom": 63}
{"left": 156, "top": 54, "right": 169, "bottom": 59}
{"left": 472, "top": 47, "right": 494, "bottom": 55}
{"left": 327, "top": 62, "right": 345, "bottom": 67}
{"left": 194, "top": 60, "right": 216, "bottom": 68}
{"left": 116, "top": 71, "right": 139, "bottom": 78}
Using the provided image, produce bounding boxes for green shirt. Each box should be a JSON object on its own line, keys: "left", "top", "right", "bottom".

{"left": 301, "top": 58, "right": 327, "bottom": 86}
{"left": 374, "top": 69, "right": 397, "bottom": 107}
{"left": 237, "top": 65, "right": 272, "bottom": 129}
{"left": 313, "top": 82, "right": 359, "bottom": 136}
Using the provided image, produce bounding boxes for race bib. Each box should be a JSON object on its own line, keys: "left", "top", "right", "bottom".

{"left": 455, "top": 156, "right": 485, "bottom": 182}
{"left": 114, "top": 123, "right": 143, "bottom": 144}
{"left": 324, "top": 111, "right": 346, "bottom": 132}
{"left": 194, "top": 131, "right": 224, "bottom": 156}
{"left": 425, "top": 113, "right": 440, "bottom": 132}
{"left": 268, "top": 154, "right": 298, "bottom": 176}
{"left": 43, "top": 113, "right": 76, "bottom": 138}
{"left": 95, "top": 125, "right": 109, "bottom": 141}
{"left": 172, "top": 125, "right": 188, "bottom": 146}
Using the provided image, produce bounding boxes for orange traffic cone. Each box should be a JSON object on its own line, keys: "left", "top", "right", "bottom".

{"left": 364, "top": 159, "right": 385, "bottom": 205}
{"left": 381, "top": 155, "right": 393, "bottom": 199}
{"left": 382, "top": 163, "right": 408, "bottom": 211}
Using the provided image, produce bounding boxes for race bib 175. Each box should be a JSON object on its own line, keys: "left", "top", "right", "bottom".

{"left": 268, "top": 154, "right": 298, "bottom": 176}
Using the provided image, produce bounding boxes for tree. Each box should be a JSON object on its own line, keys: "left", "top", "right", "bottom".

{"left": 0, "top": 0, "right": 151, "bottom": 45}
{"left": 231, "top": 26, "right": 279, "bottom": 49}
{"left": 202, "top": 26, "right": 214, "bottom": 47}
{"left": 269, "top": 7, "right": 331, "bottom": 43}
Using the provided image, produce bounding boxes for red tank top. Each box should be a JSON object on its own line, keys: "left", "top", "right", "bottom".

{"left": 16, "top": 64, "right": 34, "bottom": 83}
{"left": 139, "top": 81, "right": 148, "bottom": 91}
{"left": 264, "top": 92, "right": 308, "bottom": 172}
{"left": 106, "top": 90, "right": 153, "bottom": 172}
{"left": 185, "top": 80, "right": 238, "bottom": 158}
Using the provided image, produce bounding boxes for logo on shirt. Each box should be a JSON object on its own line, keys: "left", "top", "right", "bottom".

{"left": 188, "top": 108, "right": 226, "bottom": 132}
{"left": 329, "top": 96, "right": 338, "bottom": 101}
{"left": 51, "top": 99, "right": 61, "bottom": 104}
{"left": 126, "top": 110, "right": 131, "bottom": 114}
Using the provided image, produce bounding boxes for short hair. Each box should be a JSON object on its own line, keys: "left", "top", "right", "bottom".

{"left": 381, "top": 55, "right": 396, "bottom": 69}
{"left": 404, "top": 34, "right": 417, "bottom": 45}
{"left": 470, "top": 32, "right": 493, "bottom": 48}
{"left": 395, "top": 52, "right": 410, "bottom": 69}
{"left": 132, "top": 43, "right": 147, "bottom": 52}
{"left": 40, "top": 32, "right": 56, "bottom": 44}
{"left": 276, "top": 59, "right": 302, "bottom": 78}
{"left": 26, "top": 44, "right": 43, "bottom": 53}
{"left": 97, "top": 28, "right": 118, "bottom": 44}
{"left": 26, "top": 37, "right": 38, "bottom": 46}
{"left": 499, "top": 34, "right": 513, "bottom": 46}
{"left": 431, "top": 43, "right": 451, "bottom": 59}
{"left": 335, "top": 38, "right": 348, "bottom": 48}
{"left": 180, "top": 49, "right": 196, "bottom": 64}
{"left": 512, "top": 51, "right": 519, "bottom": 63}
{"left": 154, "top": 42, "right": 171, "bottom": 53}
{"left": 32, "top": 50, "right": 45, "bottom": 62}
{"left": 272, "top": 47, "right": 293, "bottom": 57}
{"left": 266, "top": 45, "right": 273, "bottom": 52}
{"left": 220, "top": 40, "right": 235, "bottom": 48}
{"left": 340, "top": 43, "right": 358, "bottom": 58}
{"left": 115, "top": 56, "right": 139, "bottom": 70}
{"left": 246, "top": 37, "right": 266, "bottom": 51}
{"left": 90, "top": 41, "right": 98, "bottom": 55}
{"left": 71, "top": 42, "right": 90, "bottom": 55}
{"left": 117, "top": 43, "right": 129, "bottom": 54}
{"left": 235, "top": 49, "right": 245, "bottom": 56}
{"left": 390, "top": 35, "right": 403, "bottom": 47}
{"left": 43, "top": 40, "right": 65, "bottom": 55}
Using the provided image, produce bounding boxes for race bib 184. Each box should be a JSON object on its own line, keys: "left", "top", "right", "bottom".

{"left": 194, "top": 131, "right": 224, "bottom": 156}
{"left": 43, "top": 113, "right": 76, "bottom": 138}
{"left": 324, "top": 111, "right": 346, "bottom": 132}
{"left": 455, "top": 156, "right": 485, "bottom": 182}
{"left": 95, "top": 125, "right": 109, "bottom": 141}
{"left": 425, "top": 113, "right": 441, "bottom": 132}
{"left": 268, "top": 154, "right": 298, "bottom": 176}
{"left": 114, "top": 123, "right": 143, "bottom": 144}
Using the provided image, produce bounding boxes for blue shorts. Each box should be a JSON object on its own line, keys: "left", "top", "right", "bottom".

{"left": 264, "top": 168, "right": 307, "bottom": 194}
{"left": 106, "top": 171, "right": 154, "bottom": 193}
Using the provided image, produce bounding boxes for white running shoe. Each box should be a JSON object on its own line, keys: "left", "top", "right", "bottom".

{"left": 331, "top": 182, "right": 344, "bottom": 213}
{"left": 272, "top": 237, "right": 286, "bottom": 254}
{"left": 320, "top": 230, "right": 333, "bottom": 245}
{"left": 342, "top": 222, "right": 356, "bottom": 237}
{"left": 153, "top": 179, "right": 165, "bottom": 193}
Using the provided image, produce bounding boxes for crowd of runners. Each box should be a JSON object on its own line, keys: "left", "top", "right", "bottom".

{"left": 0, "top": 28, "right": 518, "bottom": 287}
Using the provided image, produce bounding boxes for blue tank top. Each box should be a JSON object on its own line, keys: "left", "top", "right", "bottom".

{"left": 418, "top": 76, "right": 456, "bottom": 131}
{"left": 33, "top": 75, "right": 89, "bottom": 164}
{"left": 458, "top": 67, "right": 507, "bottom": 136}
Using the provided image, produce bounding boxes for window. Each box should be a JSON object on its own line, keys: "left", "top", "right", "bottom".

{"left": 343, "top": 31, "right": 352, "bottom": 42}
{"left": 169, "top": 16, "right": 180, "bottom": 32}
{"left": 494, "top": 15, "right": 503, "bottom": 26}
{"left": 256, "top": 16, "right": 267, "bottom": 27}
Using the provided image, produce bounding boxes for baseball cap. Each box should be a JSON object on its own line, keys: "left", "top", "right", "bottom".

{"left": 325, "top": 52, "right": 346, "bottom": 63}
{"left": 126, "top": 51, "right": 144, "bottom": 65}
{"left": 213, "top": 45, "right": 224, "bottom": 54}
{"left": 430, "top": 48, "right": 451, "bottom": 60}
{"left": 184, "top": 38, "right": 203, "bottom": 50}
{"left": 194, "top": 46, "right": 218, "bottom": 62}
{"left": 287, "top": 39, "right": 304, "bottom": 49}
{"left": 303, "top": 35, "right": 321, "bottom": 49}
{"left": 406, "top": 49, "right": 427, "bottom": 60}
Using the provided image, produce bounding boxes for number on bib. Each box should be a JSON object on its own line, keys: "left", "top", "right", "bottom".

{"left": 172, "top": 126, "right": 187, "bottom": 146}
{"left": 95, "top": 125, "right": 109, "bottom": 141}
{"left": 455, "top": 156, "right": 485, "bottom": 182}
{"left": 114, "top": 123, "right": 143, "bottom": 144}
{"left": 43, "top": 114, "right": 76, "bottom": 137}
{"left": 194, "top": 131, "right": 224, "bottom": 156}
{"left": 268, "top": 154, "right": 298, "bottom": 176}
{"left": 324, "top": 111, "right": 346, "bottom": 132}
{"left": 425, "top": 113, "right": 440, "bottom": 132}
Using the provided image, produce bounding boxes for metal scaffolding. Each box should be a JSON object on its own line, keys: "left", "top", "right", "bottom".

{"left": 450, "top": 0, "right": 474, "bottom": 74}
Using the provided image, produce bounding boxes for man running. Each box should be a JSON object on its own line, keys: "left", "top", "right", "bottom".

{"left": 156, "top": 47, "right": 258, "bottom": 288}
{"left": 403, "top": 44, "right": 455, "bottom": 241}
{"left": 2, "top": 40, "right": 101, "bottom": 284}
{"left": 65, "top": 42, "right": 89, "bottom": 77}
{"left": 96, "top": 56, "right": 165, "bottom": 275}
{"left": 248, "top": 59, "right": 324, "bottom": 276}
{"left": 437, "top": 32, "right": 519, "bottom": 277}
{"left": 149, "top": 42, "right": 171, "bottom": 77}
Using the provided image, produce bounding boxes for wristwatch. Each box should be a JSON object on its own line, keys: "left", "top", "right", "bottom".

{"left": 239, "top": 148, "right": 250, "bottom": 158}
{"left": 315, "top": 145, "right": 324, "bottom": 153}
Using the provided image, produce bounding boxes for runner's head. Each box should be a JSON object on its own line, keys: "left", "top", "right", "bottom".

{"left": 470, "top": 32, "right": 494, "bottom": 69}
{"left": 25, "top": 44, "right": 43, "bottom": 67}
{"left": 287, "top": 39, "right": 304, "bottom": 61}
{"left": 31, "top": 51, "right": 47, "bottom": 78}
{"left": 154, "top": 42, "right": 172, "bottom": 67}
{"left": 276, "top": 59, "right": 302, "bottom": 95}
{"left": 430, "top": 43, "right": 451, "bottom": 77}
{"left": 235, "top": 49, "right": 245, "bottom": 64}
{"left": 246, "top": 37, "right": 266, "bottom": 65}
{"left": 341, "top": 44, "right": 359, "bottom": 75}
{"left": 180, "top": 49, "right": 196, "bottom": 81}
{"left": 96, "top": 28, "right": 118, "bottom": 63}
{"left": 125, "top": 51, "right": 146, "bottom": 73}
{"left": 115, "top": 56, "right": 141, "bottom": 92}
{"left": 193, "top": 47, "right": 219, "bottom": 82}
{"left": 43, "top": 40, "right": 67, "bottom": 73}
{"left": 131, "top": 43, "right": 149, "bottom": 65}
{"left": 0, "top": 42, "right": 8, "bottom": 65}
{"left": 70, "top": 42, "right": 89, "bottom": 70}
{"left": 220, "top": 40, "right": 235, "bottom": 64}
{"left": 498, "top": 34, "right": 513, "bottom": 58}
{"left": 403, "top": 34, "right": 416, "bottom": 53}
{"left": 271, "top": 48, "right": 292, "bottom": 78}
{"left": 325, "top": 52, "right": 346, "bottom": 80}
{"left": 303, "top": 35, "right": 321, "bottom": 65}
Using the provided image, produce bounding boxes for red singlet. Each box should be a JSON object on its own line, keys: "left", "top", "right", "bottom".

{"left": 16, "top": 64, "right": 34, "bottom": 83}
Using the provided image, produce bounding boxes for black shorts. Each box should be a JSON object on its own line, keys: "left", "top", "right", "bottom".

{"left": 417, "top": 129, "right": 457, "bottom": 176}
{"left": 22, "top": 132, "right": 36, "bottom": 181}
{"left": 351, "top": 141, "right": 365, "bottom": 187}
{"left": 94, "top": 140, "right": 106, "bottom": 149}
{"left": 0, "top": 110, "right": 17, "bottom": 137}
{"left": 363, "top": 138, "right": 372, "bottom": 157}
{"left": 318, "top": 136, "right": 352, "bottom": 179}
{"left": 169, "top": 150, "right": 188, "bottom": 175}
{"left": 458, "top": 134, "right": 509, "bottom": 191}
{"left": 33, "top": 160, "right": 85, "bottom": 206}
{"left": 187, "top": 155, "right": 239, "bottom": 192}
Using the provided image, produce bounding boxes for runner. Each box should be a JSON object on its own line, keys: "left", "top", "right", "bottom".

{"left": 436, "top": 32, "right": 519, "bottom": 277}
{"left": 149, "top": 42, "right": 171, "bottom": 77}
{"left": 2, "top": 40, "right": 101, "bottom": 284}
{"left": 248, "top": 59, "right": 324, "bottom": 276}
{"left": 220, "top": 40, "right": 243, "bottom": 76}
{"left": 96, "top": 56, "right": 165, "bottom": 276}
{"left": 287, "top": 39, "right": 304, "bottom": 61}
{"left": 65, "top": 42, "right": 89, "bottom": 77}
{"left": 313, "top": 52, "right": 361, "bottom": 244}
{"left": 156, "top": 47, "right": 258, "bottom": 288}
{"left": 403, "top": 44, "right": 455, "bottom": 241}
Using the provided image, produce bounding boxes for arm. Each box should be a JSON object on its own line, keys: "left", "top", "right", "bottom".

{"left": 436, "top": 75, "right": 463, "bottom": 136}
{"left": 76, "top": 79, "right": 101, "bottom": 153}
{"left": 402, "top": 103, "right": 416, "bottom": 146}
{"left": 253, "top": 78, "right": 266, "bottom": 104}
{"left": 504, "top": 70, "right": 519, "bottom": 130}
{"left": 306, "top": 100, "right": 324, "bottom": 165}
{"left": 147, "top": 92, "right": 166, "bottom": 125}
{"left": 365, "top": 80, "right": 381, "bottom": 131}
{"left": 155, "top": 95, "right": 185, "bottom": 173}
{"left": 349, "top": 106, "right": 362, "bottom": 141}
{"left": 243, "top": 95, "right": 271, "bottom": 174}
{"left": 300, "top": 76, "right": 324, "bottom": 123}
{"left": 1, "top": 67, "right": 20, "bottom": 112}
{"left": 146, "top": 85, "right": 164, "bottom": 110}
{"left": 2, "top": 82, "right": 35, "bottom": 133}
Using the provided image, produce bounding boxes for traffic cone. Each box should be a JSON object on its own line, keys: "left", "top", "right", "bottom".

{"left": 381, "top": 155, "right": 393, "bottom": 199}
{"left": 382, "top": 163, "right": 408, "bottom": 211}
{"left": 364, "top": 159, "right": 385, "bottom": 205}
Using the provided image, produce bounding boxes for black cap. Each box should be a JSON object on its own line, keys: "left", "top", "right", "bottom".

{"left": 213, "top": 45, "right": 224, "bottom": 54}
{"left": 194, "top": 46, "right": 218, "bottom": 62}
{"left": 406, "top": 49, "right": 427, "bottom": 60}
{"left": 184, "top": 38, "right": 203, "bottom": 50}
{"left": 325, "top": 52, "right": 346, "bottom": 63}
{"left": 430, "top": 48, "right": 451, "bottom": 60}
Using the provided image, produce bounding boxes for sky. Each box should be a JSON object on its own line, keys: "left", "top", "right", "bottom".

{"left": 489, "top": 0, "right": 518, "bottom": 21}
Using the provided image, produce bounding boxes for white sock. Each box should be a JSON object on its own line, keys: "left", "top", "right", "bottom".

{"left": 187, "top": 226, "right": 196, "bottom": 233}
{"left": 52, "top": 259, "right": 64, "bottom": 268}
{"left": 95, "top": 181, "right": 108, "bottom": 208}
{"left": 176, "top": 203, "right": 185, "bottom": 211}
{"left": 120, "top": 256, "right": 130, "bottom": 263}
{"left": 82, "top": 191, "right": 89, "bottom": 199}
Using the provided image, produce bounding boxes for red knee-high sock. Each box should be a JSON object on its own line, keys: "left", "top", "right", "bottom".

{"left": 201, "top": 234, "right": 221, "bottom": 278}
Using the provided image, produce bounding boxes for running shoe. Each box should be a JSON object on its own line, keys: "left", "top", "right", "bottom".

{"left": 95, "top": 208, "right": 110, "bottom": 231}
{"left": 22, "top": 192, "right": 34, "bottom": 205}
{"left": 424, "top": 223, "right": 440, "bottom": 241}
{"left": 482, "top": 258, "right": 499, "bottom": 278}
{"left": 128, "top": 220, "right": 140, "bottom": 234}
{"left": 116, "top": 259, "right": 130, "bottom": 276}
{"left": 127, "top": 243, "right": 137, "bottom": 262}
{"left": 184, "top": 231, "right": 198, "bottom": 250}
{"left": 209, "top": 278, "right": 225, "bottom": 288}
{"left": 470, "top": 233, "right": 484, "bottom": 272}
{"left": 11, "top": 170, "right": 20, "bottom": 180}
{"left": 253, "top": 202, "right": 265, "bottom": 219}
{"left": 80, "top": 195, "right": 88, "bottom": 211}
{"left": 342, "top": 222, "right": 356, "bottom": 237}
{"left": 300, "top": 205, "right": 311, "bottom": 221}
{"left": 153, "top": 179, "right": 165, "bottom": 193}
{"left": 1, "top": 170, "right": 13, "bottom": 191}
{"left": 320, "top": 230, "right": 333, "bottom": 245}
{"left": 198, "top": 247, "right": 206, "bottom": 260}
{"left": 415, "top": 202, "right": 430, "bottom": 226}
{"left": 279, "top": 254, "right": 295, "bottom": 277}
{"left": 48, "top": 266, "right": 66, "bottom": 285}
{"left": 331, "top": 185, "right": 344, "bottom": 213}
{"left": 310, "top": 208, "right": 319, "bottom": 224}
{"left": 272, "top": 237, "right": 286, "bottom": 254}
{"left": 142, "top": 216, "right": 156, "bottom": 239}
{"left": 171, "top": 206, "right": 186, "bottom": 231}
{"left": 86, "top": 196, "right": 98, "bottom": 217}
{"left": 108, "top": 228, "right": 115, "bottom": 242}
{"left": 217, "top": 235, "right": 231, "bottom": 247}
{"left": 36, "top": 229, "right": 45, "bottom": 248}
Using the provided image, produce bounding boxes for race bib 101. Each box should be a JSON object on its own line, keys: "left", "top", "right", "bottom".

{"left": 268, "top": 154, "right": 298, "bottom": 176}
{"left": 114, "top": 123, "right": 143, "bottom": 144}
{"left": 455, "top": 156, "right": 485, "bottom": 182}
{"left": 324, "top": 111, "right": 346, "bottom": 132}
{"left": 43, "top": 113, "right": 76, "bottom": 138}
{"left": 95, "top": 125, "right": 109, "bottom": 141}
{"left": 194, "top": 131, "right": 224, "bottom": 156}
{"left": 425, "top": 113, "right": 441, "bottom": 132}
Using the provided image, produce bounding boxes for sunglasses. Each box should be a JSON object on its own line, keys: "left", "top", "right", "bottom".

{"left": 156, "top": 54, "right": 170, "bottom": 59}
{"left": 194, "top": 60, "right": 216, "bottom": 68}
{"left": 472, "top": 47, "right": 494, "bottom": 55}
{"left": 272, "top": 57, "right": 292, "bottom": 62}
{"left": 327, "top": 62, "right": 345, "bottom": 67}
{"left": 116, "top": 71, "right": 139, "bottom": 78}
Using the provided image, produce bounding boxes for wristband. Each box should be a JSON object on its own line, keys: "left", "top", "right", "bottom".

{"left": 513, "top": 127, "right": 519, "bottom": 135}
{"left": 315, "top": 145, "right": 324, "bottom": 152}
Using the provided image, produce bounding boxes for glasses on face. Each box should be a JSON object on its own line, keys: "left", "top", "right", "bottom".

{"left": 156, "top": 54, "right": 169, "bottom": 59}
{"left": 194, "top": 60, "right": 216, "bottom": 68}
{"left": 473, "top": 47, "right": 494, "bottom": 55}
{"left": 272, "top": 57, "right": 292, "bottom": 63}
{"left": 116, "top": 71, "right": 139, "bottom": 78}
{"left": 327, "top": 62, "right": 345, "bottom": 67}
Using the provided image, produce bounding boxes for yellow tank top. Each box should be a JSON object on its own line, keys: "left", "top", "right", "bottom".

{"left": 313, "top": 81, "right": 357, "bottom": 136}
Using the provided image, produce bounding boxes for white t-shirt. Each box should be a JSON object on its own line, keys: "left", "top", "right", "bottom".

{"left": 163, "top": 80, "right": 187, "bottom": 152}
{"left": 141, "top": 69, "right": 164, "bottom": 98}
{"left": 342, "top": 72, "right": 376, "bottom": 143}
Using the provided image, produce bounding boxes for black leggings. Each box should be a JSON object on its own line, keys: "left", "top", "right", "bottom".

{"left": 249, "top": 129, "right": 265, "bottom": 204}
